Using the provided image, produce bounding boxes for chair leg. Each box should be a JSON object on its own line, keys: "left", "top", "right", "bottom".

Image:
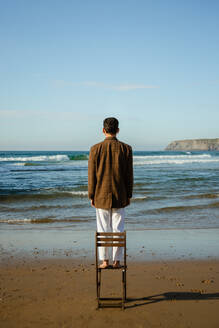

{"left": 124, "top": 270, "right": 127, "bottom": 300}
{"left": 99, "top": 269, "right": 101, "bottom": 298}
{"left": 96, "top": 268, "right": 98, "bottom": 298}
{"left": 96, "top": 268, "right": 101, "bottom": 309}
{"left": 96, "top": 268, "right": 99, "bottom": 309}
{"left": 122, "top": 269, "right": 125, "bottom": 310}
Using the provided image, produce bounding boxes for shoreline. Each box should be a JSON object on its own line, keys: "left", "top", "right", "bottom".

{"left": 1, "top": 228, "right": 219, "bottom": 262}
{"left": 1, "top": 256, "right": 219, "bottom": 327}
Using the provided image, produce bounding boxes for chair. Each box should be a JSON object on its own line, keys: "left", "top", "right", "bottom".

{"left": 95, "top": 231, "right": 127, "bottom": 310}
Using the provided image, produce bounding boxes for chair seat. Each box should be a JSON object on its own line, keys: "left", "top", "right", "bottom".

{"left": 98, "top": 265, "right": 127, "bottom": 270}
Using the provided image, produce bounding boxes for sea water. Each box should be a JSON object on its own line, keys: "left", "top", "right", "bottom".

{"left": 1, "top": 150, "right": 219, "bottom": 230}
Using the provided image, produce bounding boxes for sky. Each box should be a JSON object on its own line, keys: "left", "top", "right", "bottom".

{"left": 1, "top": 0, "right": 219, "bottom": 150}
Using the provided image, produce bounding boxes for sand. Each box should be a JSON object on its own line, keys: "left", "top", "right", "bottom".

{"left": 0, "top": 256, "right": 219, "bottom": 328}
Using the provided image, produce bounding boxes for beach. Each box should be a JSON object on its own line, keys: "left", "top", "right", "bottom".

{"left": 1, "top": 255, "right": 219, "bottom": 328}
{"left": 1, "top": 229, "right": 219, "bottom": 327}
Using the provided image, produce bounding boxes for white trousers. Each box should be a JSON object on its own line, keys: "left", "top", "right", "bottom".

{"left": 96, "top": 208, "right": 125, "bottom": 261}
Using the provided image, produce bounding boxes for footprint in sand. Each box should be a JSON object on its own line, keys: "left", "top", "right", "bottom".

{"left": 201, "top": 279, "right": 214, "bottom": 284}
{"left": 190, "top": 288, "right": 206, "bottom": 294}
{"left": 176, "top": 282, "right": 184, "bottom": 287}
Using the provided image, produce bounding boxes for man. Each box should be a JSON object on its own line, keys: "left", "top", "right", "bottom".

{"left": 88, "top": 117, "right": 133, "bottom": 268}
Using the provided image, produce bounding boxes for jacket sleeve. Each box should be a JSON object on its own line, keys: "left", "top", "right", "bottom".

{"left": 88, "top": 147, "right": 97, "bottom": 200}
{"left": 126, "top": 146, "right": 133, "bottom": 198}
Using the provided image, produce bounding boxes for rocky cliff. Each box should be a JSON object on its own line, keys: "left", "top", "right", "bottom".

{"left": 165, "top": 138, "right": 219, "bottom": 151}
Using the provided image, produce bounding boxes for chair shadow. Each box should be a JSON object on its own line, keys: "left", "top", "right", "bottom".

{"left": 125, "top": 292, "right": 219, "bottom": 309}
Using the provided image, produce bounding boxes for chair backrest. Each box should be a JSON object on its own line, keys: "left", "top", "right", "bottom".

{"left": 96, "top": 231, "right": 126, "bottom": 247}
{"left": 95, "top": 231, "right": 126, "bottom": 266}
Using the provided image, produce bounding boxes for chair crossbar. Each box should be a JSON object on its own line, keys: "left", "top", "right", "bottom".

{"left": 97, "top": 237, "right": 124, "bottom": 242}
{"left": 96, "top": 232, "right": 125, "bottom": 236}
{"left": 98, "top": 303, "right": 123, "bottom": 308}
{"left": 99, "top": 297, "right": 123, "bottom": 300}
{"left": 98, "top": 265, "right": 126, "bottom": 270}
{"left": 97, "top": 242, "right": 125, "bottom": 247}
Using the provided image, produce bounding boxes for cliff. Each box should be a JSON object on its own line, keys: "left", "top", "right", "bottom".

{"left": 165, "top": 138, "right": 219, "bottom": 151}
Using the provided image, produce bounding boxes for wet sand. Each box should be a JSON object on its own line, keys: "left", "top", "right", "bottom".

{"left": 1, "top": 257, "right": 219, "bottom": 328}
{"left": 1, "top": 228, "right": 219, "bottom": 262}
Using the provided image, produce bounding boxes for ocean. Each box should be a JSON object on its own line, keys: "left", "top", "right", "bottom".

{"left": 1, "top": 150, "right": 219, "bottom": 232}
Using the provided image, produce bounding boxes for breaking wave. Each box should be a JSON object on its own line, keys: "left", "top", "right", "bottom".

{"left": 184, "top": 193, "right": 219, "bottom": 200}
{"left": 0, "top": 217, "right": 91, "bottom": 224}
{"left": 133, "top": 153, "right": 219, "bottom": 165}
{"left": 0, "top": 190, "right": 88, "bottom": 202}
{"left": 144, "top": 202, "right": 219, "bottom": 214}
{"left": 0, "top": 155, "right": 69, "bottom": 162}
{"left": 1, "top": 152, "right": 218, "bottom": 166}
{"left": 0, "top": 154, "right": 88, "bottom": 162}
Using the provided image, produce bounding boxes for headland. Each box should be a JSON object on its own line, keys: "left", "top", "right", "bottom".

{"left": 165, "top": 138, "right": 219, "bottom": 151}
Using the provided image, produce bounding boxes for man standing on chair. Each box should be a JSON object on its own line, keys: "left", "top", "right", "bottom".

{"left": 88, "top": 117, "right": 133, "bottom": 268}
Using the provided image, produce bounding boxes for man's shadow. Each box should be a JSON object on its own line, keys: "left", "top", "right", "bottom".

{"left": 125, "top": 292, "right": 219, "bottom": 308}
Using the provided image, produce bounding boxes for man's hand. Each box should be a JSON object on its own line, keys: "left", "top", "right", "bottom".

{"left": 90, "top": 199, "right": 95, "bottom": 207}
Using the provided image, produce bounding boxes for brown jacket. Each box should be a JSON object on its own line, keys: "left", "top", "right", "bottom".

{"left": 88, "top": 136, "right": 133, "bottom": 209}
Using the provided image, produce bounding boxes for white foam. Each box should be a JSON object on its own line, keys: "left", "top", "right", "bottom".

{"left": 133, "top": 196, "right": 148, "bottom": 200}
{"left": 69, "top": 191, "right": 88, "bottom": 196}
{"left": 0, "top": 155, "right": 69, "bottom": 162}
{"left": 0, "top": 218, "right": 32, "bottom": 224}
{"left": 133, "top": 154, "right": 211, "bottom": 160}
{"left": 134, "top": 159, "right": 219, "bottom": 165}
{"left": 133, "top": 153, "right": 219, "bottom": 165}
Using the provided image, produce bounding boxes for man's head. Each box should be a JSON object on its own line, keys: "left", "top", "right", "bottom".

{"left": 103, "top": 117, "right": 119, "bottom": 136}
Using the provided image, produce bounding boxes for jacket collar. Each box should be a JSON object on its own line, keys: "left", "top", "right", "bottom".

{"left": 104, "top": 136, "right": 117, "bottom": 140}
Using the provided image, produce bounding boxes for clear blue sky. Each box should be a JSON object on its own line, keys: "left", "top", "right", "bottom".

{"left": 1, "top": 0, "right": 219, "bottom": 150}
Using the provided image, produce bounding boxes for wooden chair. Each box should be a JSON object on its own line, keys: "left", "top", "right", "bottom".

{"left": 95, "top": 231, "right": 127, "bottom": 310}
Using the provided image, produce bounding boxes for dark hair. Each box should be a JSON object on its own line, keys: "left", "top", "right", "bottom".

{"left": 103, "top": 117, "right": 119, "bottom": 134}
